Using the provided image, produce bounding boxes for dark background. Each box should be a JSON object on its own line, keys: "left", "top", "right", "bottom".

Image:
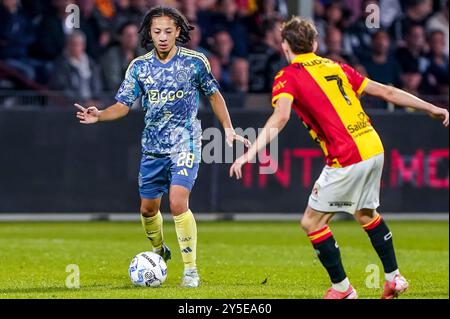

{"left": 0, "top": 108, "right": 448, "bottom": 214}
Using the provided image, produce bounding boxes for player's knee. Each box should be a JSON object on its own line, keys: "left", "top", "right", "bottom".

{"left": 140, "top": 210, "right": 159, "bottom": 218}
{"left": 169, "top": 199, "right": 188, "bottom": 216}
{"left": 301, "top": 212, "right": 328, "bottom": 233}
{"left": 355, "top": 209, "right": 378, "bottom": 226}
{"left": 300, "top": 215, "right": 314, "bottom": 233}
{"left": 140, "top": 203, "right": 159, "bottom": 217}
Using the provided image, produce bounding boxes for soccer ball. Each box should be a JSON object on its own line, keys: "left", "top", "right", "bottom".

{"left": 128, "top": 252, "right": 168, "bottom": 287}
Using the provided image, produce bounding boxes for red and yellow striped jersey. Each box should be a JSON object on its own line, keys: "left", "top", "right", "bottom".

{"left": 272, "top": 53, "right": 384, "bottom": 168}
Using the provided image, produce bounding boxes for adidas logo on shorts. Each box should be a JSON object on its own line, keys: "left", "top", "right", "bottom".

{"left": 178, "top": 169, "right": 189, "bottom": 176}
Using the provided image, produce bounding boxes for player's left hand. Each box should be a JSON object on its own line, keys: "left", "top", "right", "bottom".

{"left": 225, "top": 129, "right": 252, "bottom": 148}
{"left": 429, "top": 107, "right": 449, "bottom": 128}
{"left": 229, "top": 154, "right": 250, "bottom": 179}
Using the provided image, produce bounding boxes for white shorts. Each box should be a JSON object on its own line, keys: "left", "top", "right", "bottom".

{"left": 308, "top": 154, "right": 384, "bottom": 215}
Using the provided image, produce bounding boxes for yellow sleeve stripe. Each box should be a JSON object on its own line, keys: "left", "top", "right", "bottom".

{"left": 272, "top": 93, "right": 294, "bottom": 107}
{"left": 125, "top": 51, "right": 154, "bottom": 76}
{"left": 180, "top": 48, "right": 211, "bottom": 73}
{"left": 357, "top": 77, "right": 369, "bottom": 95}
{"left": 274, "top": 70, "right": 284, "bottom": 80}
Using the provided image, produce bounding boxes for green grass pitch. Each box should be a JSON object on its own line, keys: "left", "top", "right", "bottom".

{"left": 0, "top": 220, "right": 447, "bottom": 299}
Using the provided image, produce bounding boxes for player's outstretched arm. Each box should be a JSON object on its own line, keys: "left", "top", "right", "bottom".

{"left": 230, "top": 96, "right": 292, "bottom": 179}
{"left": 208, "top": 91, "right": 251, "bottom": 147}
{"left": 364, "top": 80, "right": 449, "bottom": 127}
{"left": 75, "top": 102, "right": 130, "bottom": 124}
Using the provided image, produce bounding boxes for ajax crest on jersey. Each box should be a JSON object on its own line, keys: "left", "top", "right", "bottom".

{"left": 129, "top": 252, "right": 168, "bottom": 287}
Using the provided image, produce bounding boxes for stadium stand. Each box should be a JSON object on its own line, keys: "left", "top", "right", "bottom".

{"left": 0, "top": 0, "right": 447, "bottom": 110}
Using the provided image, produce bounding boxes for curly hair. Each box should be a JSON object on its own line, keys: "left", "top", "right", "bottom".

{"left": 138, "top": 6, "right": 194, "bottom": 51}
{"left": 281, "top": 17, "right": 318, "bottom": 54}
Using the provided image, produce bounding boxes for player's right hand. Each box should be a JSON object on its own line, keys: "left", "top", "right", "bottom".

{"left": 75, "top": 103, "right": 100, "bottom": 124}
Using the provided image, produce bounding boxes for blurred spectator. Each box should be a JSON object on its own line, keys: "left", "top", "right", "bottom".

{"left": 396, "top": 25, "right": 430, "bottom": 75}
{"left": 114, "top": 0, "right": 130, "bottom": 15}
{"left": 380, "top": 0, "right": 402, "bottom": 28}
{"left": 247, "top": 0, "right": 287, "bottom": 39}
{"left": 424, "top": 30, "right": 449, "bottom": 95}
{"left": 114, "top": 0, "right": 148, "bottom": 28}
{"left": 230, "top": 58, "right": 249, "bottom": 93}
{"left": 361, "top": 29, "right": 400, "bottom": 108}
{"left": 113, "top": 1, "right": 129, "bottom": 12}
{"left": 209, "top": 30, "right": 236, "bottom": 91}
{"left": 236, "top": 0, "right": 257, "bottom": 17}
{"left": 112, "top": 0, "right": 131, "bottom": 31}
{"left": 185, "top": 23, "right": 210, "bottom": 56}
{"left": 347, "top": 0, "right": 380, "bottom": 60}
{"left": 400, "top": 71, "right": 423, "bottom": 96}
{"left": 214, "top": 0, "right": 249, "bottom": 58}
{"left": 50, "top": 31, "right": 103, "bottom": 105}
{"left": 343, "top": 0, "right": 364, "bottom": 24}
{"left": 197, "top": 0, "right": 217, "bottom": 48}
{"left": 95, "top": 0, "right": 116, "bottom": 21}
{"left": 251, "top": 0, "right": 279, "bottom": 25}
{"left": 323, "top": 26, "right": 359, "bottom": 66}
{"left": 116, "top": 0, "right": 130, "bottom": 12}
{"left": 0, "top": 0, "right": 36, "bottom": 80}
{"left": 314, "top": 0, "right": 325, "bottom": 20}
{"left": 147, "top": 0, "right": 178, "bottom": 6}
{"left": 275, "top": 0, "right": 288, "bottom": 17}
{"left": 197, "top": 0, "right": 217, "bottom": 11}
{"left": 257, "top": 0, "right": 287, "bottom": 19}
{"left": 426, "top": 0, "right": 449, "bottom": 56}
{"left": 90, "top": 1, "right": 116, "bottom": 36}
{"left": 178, "top": 0, "right": 198, "bottom": 22}
{"left": 316, "top": 1, "right": 352, "bottom": 52}
{"left": 396, "top": 25, "right": 430, "bottom": 95}
{"left": 30, "top": 0, "right": 75, "bottom": 62}
{"left": 20, "top": 0, "right": 53, "bottom": 22}
{"left": 100, "top": 22, "right": 140, "bottom": 91}
{"left": 78, "top": 0, "right": 111, "bottom": 59}
{"left": 248, "top": 17, "right": 286, "bottom": 93}
{"left": 2, "top": 0, "right": 448, "bottom": 108}
{"left": 390, "top": 0, "right": 433, "bottom": 43}
{"left": 207, "top": 55, "right": 247, "bottom": 108}
{"left": 361, "top": 30, "right": 401, "bottom": 86}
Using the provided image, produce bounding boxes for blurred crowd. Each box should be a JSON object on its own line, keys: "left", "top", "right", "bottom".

{"left": 0, "top": 0, "right": 448, "bottom": 108}
{"left": 316, "top": 0, "right": 449, "bottom": 99}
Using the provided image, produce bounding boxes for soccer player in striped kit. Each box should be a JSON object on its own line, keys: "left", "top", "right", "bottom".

{"left": 230, "top": 17, "right": 449, "bottom": 299}
{"left": 76, "top": 6, "right": 250, "bottom": 288}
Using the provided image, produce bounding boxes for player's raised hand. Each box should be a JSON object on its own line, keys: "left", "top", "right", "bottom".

{"left": 225, "top": 129, "right": 252, "bottom": 148}
{"left": 229, "top": 154, "right": 250, "bottom": 179}
{"left": 75, "top": 103, "right": 100, "bottom": 124}
{"left": 429, "top": 106, "right": 449, "bottom": 128}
